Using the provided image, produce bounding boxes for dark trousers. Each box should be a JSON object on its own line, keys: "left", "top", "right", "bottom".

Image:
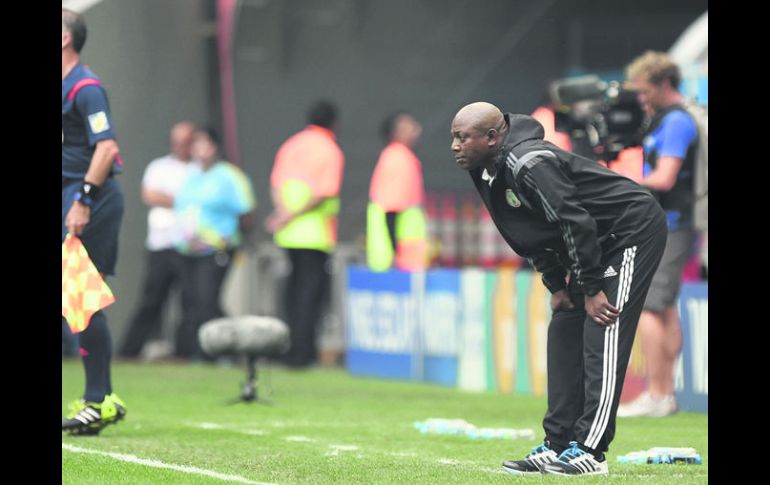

{"left": 175, "top": 250, "right": 234, "bottom": 360}
{"left": 543, "top": 212, "right": 667, "bottom": 454}
{"left": 62, "top": 317, "right": 79, "bottom": 357}
{"left": 118, "top": 249, "right": 183, "bottom": 357}
{"left": 281, "top": 248, "right": 331, "bottom": 367}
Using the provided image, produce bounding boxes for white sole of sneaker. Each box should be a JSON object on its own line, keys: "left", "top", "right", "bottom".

{"left": 501, "top": 468, "right": 542, "bottom": 475}
{"left": 544, "top": 469, "right": 609, "bottom": 476}
{"left": 543, "top": 471, "right": 610, "bottom": 477}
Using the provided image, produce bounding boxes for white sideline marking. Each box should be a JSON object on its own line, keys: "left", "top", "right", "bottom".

{"left": 197, "top": 422, "right": 225, "bottom": 430}
{"left": 437, "top": 458, "right": 461, "bottom": 465}
{"left": 269, "top": 420, "right": 357, "bottom": 428}
{"left": 285, "top": 435, "right": 315, "bottom": 442}
{"left": 436, "top": 457, "right": 503, "bottom": 474}
{"left": 329, "top": 445, "right": 359, "bottom": 452}
{"left": 62, "top": 443, "right": 271, "bottom": 484}
{"left": 190, "top": 422, "right": 266, "bottom": 436}
{"left": 325, "top": 444, "right": 359, "bottom": 457}
{"left": 388, "top": 451, "right": 418, "bottom": 458}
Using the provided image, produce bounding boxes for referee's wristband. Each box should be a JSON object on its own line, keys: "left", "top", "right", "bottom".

{"left": 74, "top": 182, "right": 101, "bottom": 207}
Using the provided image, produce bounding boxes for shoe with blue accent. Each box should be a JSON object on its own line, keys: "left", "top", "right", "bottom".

{"left": 62, "top": 393, "right": 127, "bottom": 436}
{"left": 502, "top": 442, "right": 560, "bottom": 474}
{"left": 542, "top": 441, "right": 609, "bottom": 476}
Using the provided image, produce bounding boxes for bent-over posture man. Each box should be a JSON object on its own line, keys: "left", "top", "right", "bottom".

{"left": 451, "top": 102, "right": 666, "bottom": 476}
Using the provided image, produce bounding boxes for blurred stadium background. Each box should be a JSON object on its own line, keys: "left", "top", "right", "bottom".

{"left": 63, "top": 1, "right": 708, "bottom": 481}
{"left": 63, "top": 0, "right": 707, "bottom": 340}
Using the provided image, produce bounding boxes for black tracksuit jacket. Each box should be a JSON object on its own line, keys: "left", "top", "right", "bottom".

{"left": 470, "top": 113, "right": 662, "bottom": 296}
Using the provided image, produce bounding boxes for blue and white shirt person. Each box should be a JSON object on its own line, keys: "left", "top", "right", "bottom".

{"left": 641, "top": 107, "right": 697, "bottom": 231}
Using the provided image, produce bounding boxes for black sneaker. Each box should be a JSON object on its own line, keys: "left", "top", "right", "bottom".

{"left": 62, "top": 394, "right": 127, "bottom": 436}
{"left": 542, "top": 441, "right": 609, "bottom": 476}
{"left": 502, "top": 443, "right": 559, "bottom": 474}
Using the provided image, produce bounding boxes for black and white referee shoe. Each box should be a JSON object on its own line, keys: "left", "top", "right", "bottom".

{"left": 542, "top": 441, "right": 609, "bottom": 476}
{"left": 501, "top": 443, "right": 559, "bottom": 474}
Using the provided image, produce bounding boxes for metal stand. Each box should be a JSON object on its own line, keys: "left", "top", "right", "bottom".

{"left": 226, "top": 355, "right": 272, "bottom": 405}
{"left": 241, "top": 355, "right": 258, "bottom": 401}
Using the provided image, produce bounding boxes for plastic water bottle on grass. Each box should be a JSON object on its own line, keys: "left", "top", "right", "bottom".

{"left": 413, "top": 418, "right": 476, "bottom": 435}
{"left": 617, "top": 447, "right": 702, "bottom": 465}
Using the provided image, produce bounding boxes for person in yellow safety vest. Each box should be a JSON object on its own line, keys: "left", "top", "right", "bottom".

{"left": 367, "top": 112, "right": 429, "bottom": 272}
{"left": 265, "top": 100, "right": 345, "bottom": 368}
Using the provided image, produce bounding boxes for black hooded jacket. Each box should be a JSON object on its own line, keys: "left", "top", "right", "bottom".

{"left": 469, "top": 113, "right": 662, "bottom": 296}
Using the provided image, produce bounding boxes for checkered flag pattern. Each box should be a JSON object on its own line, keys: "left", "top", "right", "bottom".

{"left": 61, "top": 235, "right": 115, "bottom": 333}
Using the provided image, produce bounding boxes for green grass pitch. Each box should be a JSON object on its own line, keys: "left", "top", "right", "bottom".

{"left": 62, "top": 360, "right": 707, "bottom": 484}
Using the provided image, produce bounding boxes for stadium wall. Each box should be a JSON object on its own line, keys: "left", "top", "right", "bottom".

{"left": 345, "top": 267, "right": 708, "bottom": 413}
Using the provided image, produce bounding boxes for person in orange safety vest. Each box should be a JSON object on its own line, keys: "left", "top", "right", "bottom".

{"left": 367, "top": 112, "right": 428, "bottom": 272}
{"left": 265, "top": 101, "right": 344, "bottom": 367}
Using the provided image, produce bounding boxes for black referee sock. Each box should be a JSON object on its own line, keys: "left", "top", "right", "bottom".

{"left": 78, "top": 311, "right": 113, "bottom": 403}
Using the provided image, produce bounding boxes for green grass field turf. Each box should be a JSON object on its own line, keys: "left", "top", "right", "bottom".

{"left": 62, "top": 360, "right": 707, "bottom": 484}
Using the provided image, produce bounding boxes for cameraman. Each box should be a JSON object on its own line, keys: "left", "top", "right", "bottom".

{"left": 618, "top": 51, "right": 698, "bottom": 418}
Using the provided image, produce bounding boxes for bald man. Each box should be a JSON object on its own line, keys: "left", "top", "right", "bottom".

{"left": 451, "top": 102, "right": 667, "bottom": 476}
{"left": 118, "top": 121, "right": 200, "bottom": 359}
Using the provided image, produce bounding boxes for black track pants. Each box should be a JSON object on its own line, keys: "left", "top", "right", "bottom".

{"left": 543, "top": 212, "right": 667, "bottom": 454}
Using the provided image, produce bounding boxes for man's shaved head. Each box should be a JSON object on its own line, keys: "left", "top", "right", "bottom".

{"left": 452, "top": 102, "right": 505, "bottom": 134}
{"left": 450, "top": 102, "right": 508, "bottom": 171}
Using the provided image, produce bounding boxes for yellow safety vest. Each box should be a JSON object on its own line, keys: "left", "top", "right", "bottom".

{"left": 367, "top": 203, "right": 427, "bottom": 271}
{"left": 275, "top": 179, "right": 339, "bottom": 253}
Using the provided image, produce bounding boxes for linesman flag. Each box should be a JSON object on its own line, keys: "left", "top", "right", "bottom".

{"left": 61, "top": 234, "right": 115, "bottom": 333}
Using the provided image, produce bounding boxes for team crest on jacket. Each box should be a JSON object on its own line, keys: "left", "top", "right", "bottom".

{"left": 505, "top": 189, "right": 521, "bottom": 208}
